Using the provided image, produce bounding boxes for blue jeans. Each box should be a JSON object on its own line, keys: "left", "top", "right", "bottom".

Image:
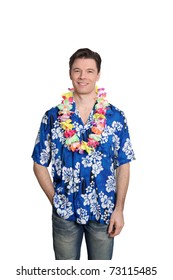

{"left": 52, "top": 211, "right": 114, "bottom": 260}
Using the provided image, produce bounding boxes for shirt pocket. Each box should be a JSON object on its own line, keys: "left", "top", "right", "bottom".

{"left": 99, "top": 135, "right": 115, "bottom": 158}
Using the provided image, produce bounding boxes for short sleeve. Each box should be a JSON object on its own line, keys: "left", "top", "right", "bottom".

{"left": 114, "top": 113, "right": 135, "bottom": 168}
{"left": 31, "top": 112, "right": 51, "bottom": 167}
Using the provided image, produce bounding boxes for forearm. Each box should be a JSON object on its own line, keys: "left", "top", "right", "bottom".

{"left": 108, "top": 163, "right": 130, "bottom": 237}
{"left": 108, "top": 163, "right": 130, "bottom": 236}
{"left": 33, "top": 162, "right": 55, "bottom": 205}
{"left": 115, "top": 163, "right": 130, "bottom": 211}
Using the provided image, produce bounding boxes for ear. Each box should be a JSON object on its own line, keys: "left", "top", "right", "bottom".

{"left": 69, "top": 69, "right": 72, "bottom": 80}
{"left": 97, "top": 72, "right": 101, "bottom": 81}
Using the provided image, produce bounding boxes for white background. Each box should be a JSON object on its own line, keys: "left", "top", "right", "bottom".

{"left": 0, "top": 0, "right": 173, "bottom": 279}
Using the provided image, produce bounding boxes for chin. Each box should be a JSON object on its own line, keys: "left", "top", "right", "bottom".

{"left": 74, "top": 87, "right": 87, "bottom": 94}
{"left": 78, "top": 90, "right": 90, "bottom": 95}
{"left": 74, "top": 85, "right": 94, "bottom": 95}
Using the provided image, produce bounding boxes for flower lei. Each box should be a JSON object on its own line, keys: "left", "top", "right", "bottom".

{"left": 57, "top": 87, "right": 109, "bottom": 154}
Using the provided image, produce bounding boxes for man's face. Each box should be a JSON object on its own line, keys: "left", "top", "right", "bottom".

{"left": 69, "top": 58, "right": 100, "bottom": 95}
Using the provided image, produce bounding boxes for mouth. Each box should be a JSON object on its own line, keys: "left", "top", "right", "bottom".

{"left": 77, "top": 82, "right": 88, "bottom": 86}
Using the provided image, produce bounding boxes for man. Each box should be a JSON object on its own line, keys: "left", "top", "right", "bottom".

{"left": 32, "top": 48, "right": 135, "bottom": 260}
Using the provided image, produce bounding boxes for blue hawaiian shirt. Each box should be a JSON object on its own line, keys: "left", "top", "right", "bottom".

{"left": 32, "top": 101, "right": 135, "bottom": 225}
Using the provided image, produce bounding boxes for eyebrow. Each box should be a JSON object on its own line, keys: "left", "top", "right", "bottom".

{"left": 72, "top": 67, "right": 95, "bottom": 71}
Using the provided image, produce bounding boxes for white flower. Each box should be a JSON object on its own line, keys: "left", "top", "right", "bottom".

{"left": 54, "top": 158, "right": 62, "bottom": 176}
{"left": 81, "top": 189, "right": 97, "bottom": 206}
{"left": 100, "top": 136, "right": 108, "bottom": 144}
{"left": 66, "top": 181, "right": 79, "bottom": 194}
{"left": 42, "top": 114, "right": 48, "bottom": 124}
{"left": 53, "top": 194, "right": 73, "bottom": 219}
{"left": 73, "top": 162, "right": 80, "bottom": 184}
{"left": 91, "top": 151, "right": 102, "bottom": 162}
{"left": 102, "top": 125, "right": 114, "bottom": 136}
{"left": 92, "top": 162, "right": 103, "bottom": 176}
{"left": 62, "top": 167, "right": 73, "bottom": 182}
{"left": 106, "top": 176, "right": 116, "bottom": 192}
{"left": 101, "top": 210, "right": 110, "bottom": 224}
{"left": 51, "top": 126, "right": 65, "bottom": 142}
{"left": 112, "top": 121, "right": 123, "bottom": 132}
{"left": 40, "top": 149, "right": 50, "bottom": 165}
{"left": 90, "top": 203, "right": 101, "bottom": 221}
{"left": 113, "top": 135, "right": 120, "bottom": 150}
{"left": 85, "top": 185, "right": 93, "bottom": 193}
{"left": 122, "top": 138, "right": 135, "bottom": 160}
{"left": 53, "top": 120, "right": 59, "bottom": 128}
{"left": 77, "top": 208, "right": 89, "bottom": 224}
{"left": 51, "top": 148, "right": 58, "bottom": 158}
{"left": 40, "top": 135, "right": 51, "bottom": 164}
{"left": 81, "top": 193, "right": 90, "bottom": 206}
{"left": 82, "top": 155, "right": 93, "bottom": 167}
{"left": 61, "top": 163, "right": 81, "bottom": 194}
{"left": 56, "top": 208, "right": 73, "bottom": 219}
{"left": 51, "top": 128, "right": 58, "bottom": 139}
{"left": 100, "top": 194, "right": 113, "bottom": 209}
{"left": 73, "top": 122, "right": 85, "bottom": 136}
{"left": 88, "top": 190, "right": 98, "bottom": 203}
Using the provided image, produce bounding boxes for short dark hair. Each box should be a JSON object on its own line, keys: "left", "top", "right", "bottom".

{"left": 69, "top": 48, "right": 102, "bottom": 73}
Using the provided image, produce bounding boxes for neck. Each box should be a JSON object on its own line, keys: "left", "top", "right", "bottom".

{"left": 73, "top": 91, "right": 97, "bottom": 107}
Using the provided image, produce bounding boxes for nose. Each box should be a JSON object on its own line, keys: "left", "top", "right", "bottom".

{"left": 79, "top": 71, "right": 86, "bottom": 79}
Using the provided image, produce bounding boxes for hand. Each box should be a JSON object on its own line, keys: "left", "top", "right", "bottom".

{"left": 108, "top": 209, "right": 124, "bottom": 237}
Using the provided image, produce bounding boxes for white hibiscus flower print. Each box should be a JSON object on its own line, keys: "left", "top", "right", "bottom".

{"left": 99, "top": 192, "right": 114, "bottom": 209}
{"left": 40, "top": 134, "right": 51, "bottom": 164}
{"left": 92, "top": 162, "right": 103, "bottom": 176}
{"left": 77, "top": 208, "right": 89, "bottom": 224}
{"left": 112, "top": 135, "right": 120, "bottom": 150}
{"left": 90, "top": 202, "right": 101, "bottom": 221}
{"left": 40, "top": 149, "right": 50, "bottom": 165}
{"left": 81, "top": 189, "right": 98, "bottom": 206}
{"left": 82, "top": 155, "right": 93, "bottom": 167}
{"left": 112, "top": 121, "right": 123, "bottom": 132}
{"left": 42, "top": 114, "right": 48, "bottom": 124}
{"left": 122, "top": 138, "right": 135, "bottom": 160}
{"left": 105, "top": 175, "right": 116, "bottom": 192}
{"left": 53, "top": 193, "right": 73, "bottom": 219}
{"left": 62, "top": 167, "right": 73, "bottom": 182}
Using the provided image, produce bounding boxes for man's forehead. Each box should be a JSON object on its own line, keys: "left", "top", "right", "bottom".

{"left": 72, "top": 58, "right": 97, "bottom": 68}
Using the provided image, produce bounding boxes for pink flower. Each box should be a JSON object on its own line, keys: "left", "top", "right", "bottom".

{"left": 64, "top": 130, "right": 76, "bottom": 138}
{"left": 69, "top": 97, "right": 73, "bottom": 103}
{"left": 88, "top": 138, "right": 100, "bottom": 148}
{"left": 95, "top": 108, "right": 107, "bottom": 115}
{"left": 98, "top": 88, "right": 105, "bottom": 92}
{"left": 98, "top": 119, "right": 106, "bottom": 126}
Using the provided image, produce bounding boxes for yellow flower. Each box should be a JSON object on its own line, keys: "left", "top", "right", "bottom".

{"left": 93, "top": 113, "right": 106, "bottom": 119}
{"left": 60, "top": 119, "right": 73, "bottom": 130}
{"left": 80, "top": 141, "right": 94, "bottom": 154}
{"left": 62, "top": 92, "right": 73, "bottom": 99}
